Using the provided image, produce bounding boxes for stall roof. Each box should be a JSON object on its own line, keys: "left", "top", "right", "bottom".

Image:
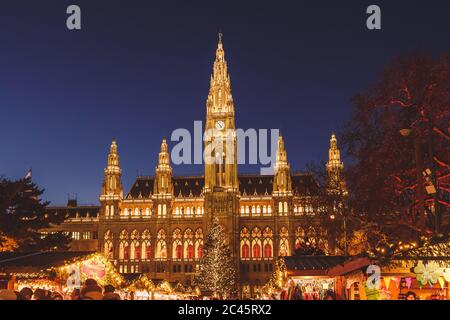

{"left": 285, "top": 255, "right": 372, "bottom": 277}
{"left": 0, "top": 251, "right": 95, "bottom": 271}
{"left": 286, "top": 256, "right": 346, "bottom": 270}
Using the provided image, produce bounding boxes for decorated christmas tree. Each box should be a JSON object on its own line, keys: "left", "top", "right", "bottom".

{"left": 195, "top": 218, "right": 237, "bottom": 298}
{"left": 264, "top": 257, "right": 287, "bottom": 293}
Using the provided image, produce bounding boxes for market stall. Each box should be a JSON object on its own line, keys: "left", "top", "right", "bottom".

{"left": 124, "top": 276, "right": 200, "bottom": 300}
{"left": 0, "top": 251, "right": 124, "bottom": 299}
{"left": 342, "top": 242, "right": 450, "bottom": 300}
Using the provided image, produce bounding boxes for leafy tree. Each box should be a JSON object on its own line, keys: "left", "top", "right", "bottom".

{"left": 195, "top": 218, "right": 237, "bottom": 298}
{"left": 0, "top": 176, "right": 70, "bottom": 251}
{"left": 305, "top": 162, "right": 389, "bottom": 256}
{"left": 341, "top": 54, "right": 449, "bottom": 246}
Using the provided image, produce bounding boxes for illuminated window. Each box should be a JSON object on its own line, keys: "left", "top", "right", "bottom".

{"left": 240, "top": 228, "right": 250, "bottom": 260}
{"left": 262, "top": 227, "right": 273, "bottom": 258}
{"left": 72, "top": 232, "right": 80, "bottom": 240}
{"left": 82, "top": 231, "right": 90, "bottom": 240}
{"left": 295, "top": 226, "right": 305, "bottom": 249}
{"left": 279, "top": 227, "right": 290, "bottom": 256}
{"left": 194, "top": 228, "right": 203, "bottom": 259}
{"left": 141, "top": 229, "right": 151, "bottom": 260}
{"left": 172, "top": 229, "right": 183, "bottom": 260}
{"left": 103, "top": 230, "right": 113, "bottom": 259}
{"left": 130, "top": 230, "right": 140, "bottom": 260}
{"left": 184, "top": 228, "right": 194, "bottom": 260}
{"left": 119, "top": 230, "right": 129, "bottom": 260}
{"left": 251, "top": 227, "right": 262, "bottom": 259}
{"left": 155, "top": 229, "right": 167, "bottom": 260}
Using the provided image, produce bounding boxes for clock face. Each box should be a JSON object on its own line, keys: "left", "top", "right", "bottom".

{"left": 215, "top": 120, "right": 225, "bottom": 130}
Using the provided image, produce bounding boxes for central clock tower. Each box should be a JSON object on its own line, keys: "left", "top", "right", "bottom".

{"left": 203, "top": 34, "right": 240, "bottom": 266}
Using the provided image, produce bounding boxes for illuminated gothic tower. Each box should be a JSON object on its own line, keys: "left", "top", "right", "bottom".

{"left": 153, "top": 139, "right": 174, "bottom": 217}
{"left": 273, "top": 135, "right": 292, "bottom": 216}
{"left": 326, "top": 134, "right": 346, "bottom": 194}
{"left": 99, "top": 139, "right": 123, "bottom": 219}
{"left": 204, "top": 33, "right": 238, "bottom": 192}
{"left": 203, "top": 34, "right": 240, "bottom": 263}
{"left": 273, "top": 135, "right": 292, "bottom": 194}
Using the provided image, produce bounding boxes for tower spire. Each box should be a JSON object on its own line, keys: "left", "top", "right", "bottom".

{"left": 154, "top": 138, "right": 173, "bottom": 195}
{"left": 273, "top": 135, "right": 292, "bottom": 194}
{"left": 326, "top": 134, "right": 343, "bottom": 172}
{"left": 206, "top": 33, "right": 234, "bottom": 114}
{"left": 100, "top": 139, "right": 123, "bottom": 218}
{"left": 326, "top": 133, "right": 346, "bottom": 194}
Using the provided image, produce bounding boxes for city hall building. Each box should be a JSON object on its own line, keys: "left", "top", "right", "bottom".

{"left": 44, "top": 35, "right": 345, "bottom": 296}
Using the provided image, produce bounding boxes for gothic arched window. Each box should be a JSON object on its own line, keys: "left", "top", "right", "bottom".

{"left": 251, "top": 227, "right": 262, "bottom": 260}
{"left": 103, "top": 230, "right": 113, "bottom": 259}
{"left": 194, "top": 228, "right": 203, "bottom": 259}
{"left": 119, "top": 230, "right": 129, "bottom": 261}
{"left": 157, "top": 204, "right": 162, "bottom": 216}
{"left": 155, "top": 229, "right": 167, "bottom": 260}
{"left": 262, "top": 227, "right": 273, "bottom": 258}
{"left": 240, "top": 228, "right": 250, "bottom": 260}
{"left": 295, "top": 226, "right": 305, "bottom": 249}
{"left": 279, "top": 227, "right": 290, "bottom": 257}
{"left": 184, "top": 228, "right": 194, "bottom": 260}
{"left": 141, "top": 229, "right": 151, "bottom": 260}
{"left": 130, "top": 229, "right": 140, "bottom": 260}
{"left": 172, "top": 229, "right": 183, "bottom": 260}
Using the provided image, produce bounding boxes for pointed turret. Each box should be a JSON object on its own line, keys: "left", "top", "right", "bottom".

{"left": 101, "top": 139, "right": 123, "bottom": 196}
{"left": 273, "top": 135, "right": 292, "bottom": 194}
{"left": 154, "top": 138, "right": 173, "bottom": 195}
{"left": 100, "top": 139, "right": 123, "bottom": 218}
{"left": 326, "top": 134, "right": 346, "bottom": 194}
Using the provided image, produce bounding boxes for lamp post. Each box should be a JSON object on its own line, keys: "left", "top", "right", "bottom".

{"left": 399, "top": 107, "right": 441, "bottom": 235}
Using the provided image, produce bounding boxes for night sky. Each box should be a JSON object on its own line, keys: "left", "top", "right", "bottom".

{"left": 1, "top": 0, "right": 449, "bottom": 205}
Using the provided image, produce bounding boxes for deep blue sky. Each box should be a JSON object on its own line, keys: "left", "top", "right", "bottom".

{"left": 0, "top": 0, "right": 449, "bottom": 205}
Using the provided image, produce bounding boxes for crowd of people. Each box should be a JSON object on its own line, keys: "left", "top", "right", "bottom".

{"left": 0, "top": 278, "right": 121, "bottom": 300}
